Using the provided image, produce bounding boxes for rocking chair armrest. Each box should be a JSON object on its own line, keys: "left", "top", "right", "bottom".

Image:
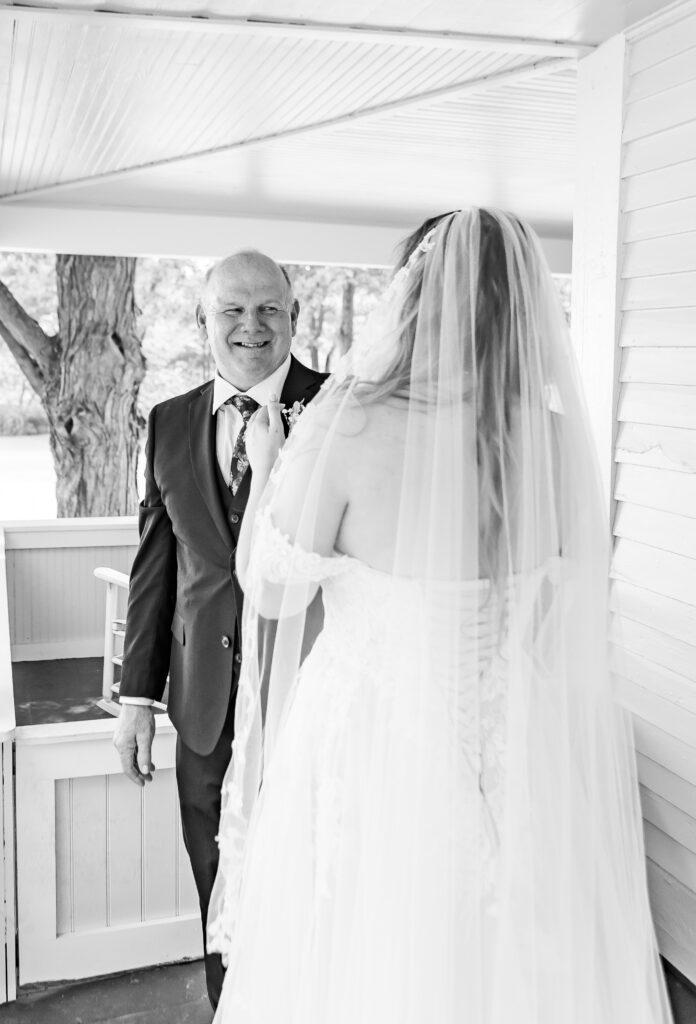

{"left": 94, "top": 566, "right": 130, "bottom": 590}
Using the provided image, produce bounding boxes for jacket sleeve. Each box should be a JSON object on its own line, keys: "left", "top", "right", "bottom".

{"left": 119, "top": 404, "right": 177, "bottom": 702}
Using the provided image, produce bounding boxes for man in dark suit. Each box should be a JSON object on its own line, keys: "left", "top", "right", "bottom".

{"left": 114, "top": 250, "right": 327, "bottom": 1009}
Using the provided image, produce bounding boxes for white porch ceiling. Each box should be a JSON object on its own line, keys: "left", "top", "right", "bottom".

{"left": 0, "top": 0, "right": 680, "bottom": 263}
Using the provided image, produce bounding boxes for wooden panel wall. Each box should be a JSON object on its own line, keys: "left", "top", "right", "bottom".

{"left": 613, "top": 2, "right": 696, "bottom": 984}
{"left": 15, "top": 721, "right": 200, "bottom": 983}
{"left": 4, "top": 520, "right": 138, "bottom": 661}
{"left": 54, "top": 770, "right": 197, "bottom": 936}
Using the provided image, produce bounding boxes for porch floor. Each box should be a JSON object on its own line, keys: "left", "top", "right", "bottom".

{"left": 0, "top": 958, "right": 693, "bottom": 1023}
{"left": 0, "top": 960, "right": 211, "bottom": 1024}
{"left": 12, "top": 658, "right": 168, "bottom": 726}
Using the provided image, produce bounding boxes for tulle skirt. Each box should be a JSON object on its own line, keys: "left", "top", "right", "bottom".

{"left": 213, "top": 624, "right": 672, "bottom": 1024}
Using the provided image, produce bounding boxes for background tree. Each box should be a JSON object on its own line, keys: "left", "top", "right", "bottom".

{"left": 0, "top": 255, "right": 145, "bottom": 516}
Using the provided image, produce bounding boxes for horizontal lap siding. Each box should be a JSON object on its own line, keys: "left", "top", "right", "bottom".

{"left": 615, "top": 13, "right": 696, "bottom": 980}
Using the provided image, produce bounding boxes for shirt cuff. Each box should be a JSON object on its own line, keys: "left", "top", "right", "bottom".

{"left": 119, "top": 696, "right": 155, "bottom": 706}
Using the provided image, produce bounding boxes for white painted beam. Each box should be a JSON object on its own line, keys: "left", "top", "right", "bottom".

{"left": 0, "top": 203, "right": 572, "bottom": 273}
{"left": 571, "top": 34, "right": 627, "bottom": 516}
{"left": 0, "top": 4, "right": 594, "bottom": 58}
{"left": 1, "top": 57, "right": 573, "bottom": 203}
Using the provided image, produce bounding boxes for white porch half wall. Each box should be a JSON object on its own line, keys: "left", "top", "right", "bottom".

{"left": 3, "top": 519, "right": 138, "bottom": 662}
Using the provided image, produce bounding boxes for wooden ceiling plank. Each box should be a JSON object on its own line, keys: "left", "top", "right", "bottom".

{"left": 0, "top": 4, "right": 594, "bottom": 57}
{"left": 0, "top": 55, "right": 573, "bottom": 202}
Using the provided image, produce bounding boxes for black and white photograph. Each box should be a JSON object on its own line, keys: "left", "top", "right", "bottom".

{"left": 0, "top": 1, "right": 695, "bottom": 1022}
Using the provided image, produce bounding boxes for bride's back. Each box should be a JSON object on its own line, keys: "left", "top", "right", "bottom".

{"left": 333, "top": 398, "right": 479, "bottom": 579}
{"left": 332, "top": 395, "right": 560, "bottom": 582}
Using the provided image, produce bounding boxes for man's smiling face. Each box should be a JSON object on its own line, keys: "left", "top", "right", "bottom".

{"left": 197, "top": 252, "right": 299, "bottom": 390}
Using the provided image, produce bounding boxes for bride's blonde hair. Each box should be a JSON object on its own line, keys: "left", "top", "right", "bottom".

{"left": 364, "top": 208, "right": 542, "bottom": 587}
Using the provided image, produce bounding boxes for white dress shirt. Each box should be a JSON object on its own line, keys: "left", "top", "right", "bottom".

{"left": 121, "top": 355, "right": 293, "bottom": 708}
{"left": 212, "top": 353, "right": 292, "bottom": 480}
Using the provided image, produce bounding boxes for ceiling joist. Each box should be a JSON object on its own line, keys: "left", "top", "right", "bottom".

{"left": 0, "top": 56, "right": 574, "bottom": 203}
{"left": 0, "top": 3, "right": 595, "bottom": 58}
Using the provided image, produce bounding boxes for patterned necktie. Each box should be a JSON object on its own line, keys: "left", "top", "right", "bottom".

{"left": 226, "top": 394, "right": 260, "bottom": 495}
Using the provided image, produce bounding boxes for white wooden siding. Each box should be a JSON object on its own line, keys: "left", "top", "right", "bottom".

{"left": 4, "top": 520, "right": 138, "bottom": 661}
{"left": 613, "top": 2, "right": 696, "bottom": 984}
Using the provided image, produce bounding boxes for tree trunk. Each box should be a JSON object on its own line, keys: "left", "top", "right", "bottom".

{"left": 307, "top": 307, "right": 325, "bottom": 372}
{"left": 338, "top": 275, "right": 355, "bottom": 357}
{"left": 47, "top": 256, "right": 145, "bottom": 516}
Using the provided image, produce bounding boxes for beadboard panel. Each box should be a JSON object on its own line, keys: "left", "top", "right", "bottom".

{"left": 54, "top": 768, "right": 195, "bottom": 936}
{"left": 16, "top": 722, "right": 200, "bottom": 984}
{"left": 6, "top": 533, "right": 137, "bottom": 661}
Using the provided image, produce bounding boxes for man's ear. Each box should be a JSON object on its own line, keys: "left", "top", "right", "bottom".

{"left": 290, "top": 298, "right": 300, "bottom": 337}
{"left": 195, "top": 303, "right": 207, "bottom": 337}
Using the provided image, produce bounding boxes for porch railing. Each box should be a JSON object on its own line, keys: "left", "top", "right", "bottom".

{"left": 93, "top": 566, "right": 168, "bottom": 715}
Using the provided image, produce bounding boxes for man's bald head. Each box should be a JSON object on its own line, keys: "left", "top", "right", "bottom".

{"left": 204, "top": 250, "right": 294, "bottom": 306}
{"left": 196, "top": 249, "right": 300, "bottom": 391}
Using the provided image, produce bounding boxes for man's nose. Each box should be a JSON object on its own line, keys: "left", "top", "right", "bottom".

{"left": 241, "top": 308, "right": 262, "bottom": 331}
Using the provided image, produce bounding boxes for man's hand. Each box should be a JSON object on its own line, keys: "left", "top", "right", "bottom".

{"left": 113, "top": 704, "right": 156, "bottom": 786}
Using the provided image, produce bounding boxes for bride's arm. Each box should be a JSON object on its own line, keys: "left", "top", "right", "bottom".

{"left": 237, "top": 397, "right": 348, "bottom": 594}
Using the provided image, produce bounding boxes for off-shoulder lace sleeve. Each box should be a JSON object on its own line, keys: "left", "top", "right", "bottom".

{"left": 251, "top": 505, "right": 351, "bottom": 585}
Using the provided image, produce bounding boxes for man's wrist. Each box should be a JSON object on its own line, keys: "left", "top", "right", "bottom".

{"left": 119, "top": 696, "right": 155, "bottom": 707}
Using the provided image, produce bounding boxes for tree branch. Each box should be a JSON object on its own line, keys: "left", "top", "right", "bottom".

{"left": 0, "top": 277, "right": 55, "bottom": 376}
{"left": 0, "top": 322, "right": 45, "bottom": 396}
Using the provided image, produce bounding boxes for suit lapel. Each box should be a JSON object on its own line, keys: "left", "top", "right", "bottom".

{"left": 188, "top": 382, "right": 233, "bottom": 549}
{"left": 279, "top": 355, "right": 327, "bottom": 418}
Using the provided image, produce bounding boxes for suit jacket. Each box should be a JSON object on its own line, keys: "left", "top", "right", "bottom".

{"left": 120, "top": 355, "right": 328, "bottom": 756}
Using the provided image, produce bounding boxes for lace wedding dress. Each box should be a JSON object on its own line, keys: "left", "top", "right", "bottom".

{"left": 214, "top": 510, "right": 548, "bottom": 1023}
{"left": 209, "top": 209, "right": 672, "bottom": 1024}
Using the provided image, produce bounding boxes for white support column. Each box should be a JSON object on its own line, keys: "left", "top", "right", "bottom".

{"left": 571, "top": 33, "right": 627, "bottom": 517}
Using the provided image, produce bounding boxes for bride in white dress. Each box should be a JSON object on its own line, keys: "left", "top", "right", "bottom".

{"left": 207, "top": 209, "right": 673, "bottom": 1023}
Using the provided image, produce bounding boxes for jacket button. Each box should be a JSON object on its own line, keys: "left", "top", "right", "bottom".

{"left": 230, "top": 513, "right": 240, "bottom": 524}
{"left": 221, "top": 635, "right": 231, "bottom": 649}
{"left": 234, "top": 653, "right": 242, "bottom": 665}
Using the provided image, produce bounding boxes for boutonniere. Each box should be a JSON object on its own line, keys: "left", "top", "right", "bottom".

{"left": 281, "top": 399, "right": 306, "bottom": 432}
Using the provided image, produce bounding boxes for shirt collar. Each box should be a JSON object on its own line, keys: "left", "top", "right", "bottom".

{"left": 212, "top": 353, "right": 292, "bottom": 414}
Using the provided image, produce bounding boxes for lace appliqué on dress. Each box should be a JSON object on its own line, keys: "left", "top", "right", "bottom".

{"left": 251, "top": 506, "right": 351, "bottom": 586}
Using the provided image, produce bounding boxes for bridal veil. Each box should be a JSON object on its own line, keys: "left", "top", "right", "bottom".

{"left": 207, "top": 209, "right": 672, "bottom": 1023}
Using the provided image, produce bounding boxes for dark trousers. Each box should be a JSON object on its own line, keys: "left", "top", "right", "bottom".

{"left": 176, "top": 691, "right": 236, "bottom": 1010}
